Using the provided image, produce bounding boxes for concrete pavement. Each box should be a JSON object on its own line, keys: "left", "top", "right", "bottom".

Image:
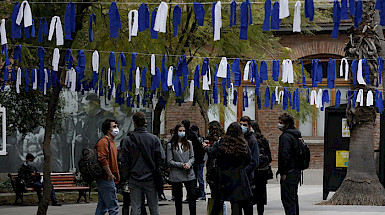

{"left": 0, "top": 184, "right": 384, "bottom": 214}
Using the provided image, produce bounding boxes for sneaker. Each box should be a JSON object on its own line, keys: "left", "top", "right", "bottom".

{"left": 197, "top": 197, "right": 206, "bottom": 201}
{"left": 52, "top": 202, "right": 62, "bottom": 206}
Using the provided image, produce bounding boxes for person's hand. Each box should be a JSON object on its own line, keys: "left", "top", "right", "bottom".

{"left": 31, "top": 173, "right": 37, "bottom": 176}
{"left": 75, "top": 135, "right": 83, "bottom": 143}
{"left": 281, "top": 175, "right": 287, "bottom": 181}
{"left": 183, "top": 163, "right": 191, "bottom": 170}
{"left": 107, "top": 174, "right": 116, "bottom": 181}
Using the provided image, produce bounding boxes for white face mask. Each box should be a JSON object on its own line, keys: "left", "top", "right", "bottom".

{"left": 111, "top": 128, "right": 119, "bottom": 137}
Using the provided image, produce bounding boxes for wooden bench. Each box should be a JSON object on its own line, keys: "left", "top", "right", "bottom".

{"left": 8, "top": 172, "right": 90, "bottom": 205}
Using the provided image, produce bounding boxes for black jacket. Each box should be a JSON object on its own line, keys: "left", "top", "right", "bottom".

{"left": 210, "top": 139, "right": 252, "bottom": 202}
{"left": 18, "top": 162, "right": 39, "bottom": 186}
{"left": 120, "top": 127, "right": 164, "bottom": 182}
{"left": 244, "top": 130, "right": 260, "bottom": 181}
{"left": 186, "top": 129, "right": 205, "bottom": 165}
{"left": 278, "top": 128, "right": 301, "bottom": 175}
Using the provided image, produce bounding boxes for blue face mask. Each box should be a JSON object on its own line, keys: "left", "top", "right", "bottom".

{"left": 178, "top": 132, "right": 185, "bottom": 138}
{"left": 241, "top": 125, "right": 248, "bottom": 134}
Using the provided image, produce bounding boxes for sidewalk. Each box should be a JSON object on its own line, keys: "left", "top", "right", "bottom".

{"left": 0, "top": 184, "right": 384, "bottom": 214}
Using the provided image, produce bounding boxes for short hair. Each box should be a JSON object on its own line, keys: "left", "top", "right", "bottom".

{"left": 240, "top": 116, "right": 251, "bottom": 126}
{"left": 102, "top": 119, "right": 118, "bottom": 135}
{"left": 133, "top": 111, "right": 146, "bottom": 127}
{"left": 191, "top": 125, "right": 200, "bottom": 136}
{"left": 279, "top": 113, "right": 295, "bottom": 129}
{"left": 182, "top": 120, "right": 190, "bottom": 130}
{"left": 26, "top": 153, "right": 35, "bottom": 160}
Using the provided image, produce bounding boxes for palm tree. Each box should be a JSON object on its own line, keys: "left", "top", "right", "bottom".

{"left": 329, "top": 0, "right": 385, "bottom": 205}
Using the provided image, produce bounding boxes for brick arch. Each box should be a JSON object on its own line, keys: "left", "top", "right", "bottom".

{"left": 291, "top": 40, "right": 345, "bottom": 59}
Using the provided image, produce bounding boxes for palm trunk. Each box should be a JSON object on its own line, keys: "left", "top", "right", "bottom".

{"left": 329, "top": 0, "right": 385, "bottom": 205}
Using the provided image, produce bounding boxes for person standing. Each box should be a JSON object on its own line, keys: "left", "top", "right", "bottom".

{"left": 120, "top": 111, "right": 164, "bottom": 215}
{"left": 278, "top": 113, "right": 301, "bottom": 215}
{"left": 190, "top": 125, "right": 206, "bottom": 201}
{"left": 251, "top": 120, "right": 273, "bottom": 215}
{"left": 181, "top": 120, "right": 205, "bottom": 201}
{"left": 239, "top": 116, "right": 260, "bottom": 182}
{"left": 95, "top": 119, "right": 120, "bottom": 215}
{"left": 167, "top": 124, "right": 196, "bottom": 215}
{"left": 204, "top": 121, "right": 226, "bottom": 215}
{"left": 206, "top": 122, "right": 253, "bottom": 215}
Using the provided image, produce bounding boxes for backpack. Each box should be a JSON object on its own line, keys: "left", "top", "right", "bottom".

{"left": 78, "top": 137, "right": 110, "bottom": 182}
{"left": 296, "top": 138, "right": 310, "bottom": 171}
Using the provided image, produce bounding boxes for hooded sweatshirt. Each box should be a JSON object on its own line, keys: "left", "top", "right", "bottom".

{"left": 278, "top": 128, "right": 302, "bottom": 175}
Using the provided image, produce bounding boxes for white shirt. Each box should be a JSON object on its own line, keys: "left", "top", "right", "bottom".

{"left": 214, "top": 1, "right": 222, "bottom": 41}
{"left": 356, "top": 89, "right": 364, "bottom": 106}
{"left": 153, "top": 2, "right": 169, "bottom": 33}
{"left": 367, "top": 90, "right": 374, "bottom": 106}
{"left": 310, "top": 90, "right": 317, "bottom": 106}
{"left": 293, "top": 2, "right": 301, "bottom": 32}
{"left": 135, "top": 67, "right": 140, "bottom": 95}
{"left": 128, "top": 10, "right": 139, "bottom": 41}
{"left": 167, "top": 66, "right": 173, "bottom": 87}
{"left": 316, "top": 89, "right": 323, "bottom": 109}
{"left": 16, "top": 68, "right": 22, "bottom": 94}
{"left": 0, "top": 19, "right": 7, "bottom": 45}
{"left": 282, "top": 59, "right": 294, "bottom": 83}
{"left": 52, "top": 48, "right": 60, "bottom": 71}
{"left": 151, "top": 54, "right": 156, "bottom": 75}
{"left": 279, "top": 0, "right": 290, "bottom": 19}
{"left": 92, "top": 51, "right": 99, "bottom": 73}
{"left": 357, "top": 59, "right": 366, "bottom": 85}
{"left": 278, "top": 90, "right": 284, "bottom": 104}
{"left": 48, "top": 16, "right": 64, "bottom": 46}
{"left": 243, "top": 61, "right": 251, "bottom": 81}
{"left": 217, "top": 57, "right": 227, "bottom": 78}
{"left": 188, "top": 80, "right": 194, "bottom": 101}
{"left": 16, "top": 1, "right": 33, "bottom": 27}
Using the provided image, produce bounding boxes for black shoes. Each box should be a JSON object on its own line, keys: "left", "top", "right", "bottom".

{"left": 52, "top": 201, "right": 62, "bottom": 206}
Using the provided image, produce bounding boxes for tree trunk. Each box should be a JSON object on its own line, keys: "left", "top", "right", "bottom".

{"left": 37, "top": 3, "right": 92, "bottom": 214}
{"left": 329, "top": 0, "right": 385, "bottom": 205}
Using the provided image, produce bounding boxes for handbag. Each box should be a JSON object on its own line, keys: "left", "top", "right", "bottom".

{"left": 129, "top": 133, "right": 163, "bottom": 193}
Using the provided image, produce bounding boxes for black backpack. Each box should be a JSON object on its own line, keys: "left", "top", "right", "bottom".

{"left": 78, "top": 137, "right": 110, "bottom": 182}
{"left": 296, "top": 138, "right": 310, "bottom": 171}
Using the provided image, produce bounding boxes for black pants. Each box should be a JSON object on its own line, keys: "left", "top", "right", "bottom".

{"left": 230, "top": 199, "right": 253, "bottom": 215}
{"left": 280, "top": 170, "right": 300, "bottom": 215}
{"left": 172, "top": 180, "right": 196, "bottom": 215}
{"left": 209, "top": 198, "right": 224, "bottom": 215}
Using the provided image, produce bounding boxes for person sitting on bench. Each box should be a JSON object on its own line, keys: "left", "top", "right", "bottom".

{"left": 18, "top": 153, "right": 61, "bottom": 206}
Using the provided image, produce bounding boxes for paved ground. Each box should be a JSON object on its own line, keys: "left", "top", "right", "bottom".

{"left": 0, "top": 184, "right": 384, "bottom": 214}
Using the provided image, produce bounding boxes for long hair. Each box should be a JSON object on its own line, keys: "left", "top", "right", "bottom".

{"left": 220, "top": 122, "right": 248, "bottom": 156}
{"left": 251, "top": 120, "right": 264, "bottom": 139}
{"left": 208, "top": 121, "right": 225, "bottom": 142}
{"left": 170, "top": 124, "right": 190, "bottom": 151}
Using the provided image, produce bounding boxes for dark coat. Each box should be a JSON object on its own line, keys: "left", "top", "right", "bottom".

{"left": 278, "top": 128, "right": 302, "bottom": 175}
{"left": 244, "top": 130, "right": 260, "bottom": 181}
{"left": 210, "top": 139, "right": 252, "bottom": 202}
{"left": 119, "top": 127, "right": 164, "bottom": 182}
{"left": 18, "top": 162, "right": 39, "bottom": 186}
{"left": 186, "top": 130, "right": 205, "bottom": 165}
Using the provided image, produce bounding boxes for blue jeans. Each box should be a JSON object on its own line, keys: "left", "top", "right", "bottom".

{"left": 95, "top": 179, "right": 119, "bottom": 215}
{"left": 129, "top": 178, "right": 159, "bottom": 215}
{"left": 197, "top": 163, "right": 206, "bottom": 198}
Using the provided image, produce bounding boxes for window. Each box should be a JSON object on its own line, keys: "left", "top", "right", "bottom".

{"left": 299, "top": 54, "right": 349, "bottom": 137}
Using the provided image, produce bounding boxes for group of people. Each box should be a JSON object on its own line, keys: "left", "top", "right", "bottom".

{"left": 18, "top": 111, "right": 303, "bottom": 215}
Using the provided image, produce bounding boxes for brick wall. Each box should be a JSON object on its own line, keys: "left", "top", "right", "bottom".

{"left": 164, "top": 101, "right": 206, "bottom": 138}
